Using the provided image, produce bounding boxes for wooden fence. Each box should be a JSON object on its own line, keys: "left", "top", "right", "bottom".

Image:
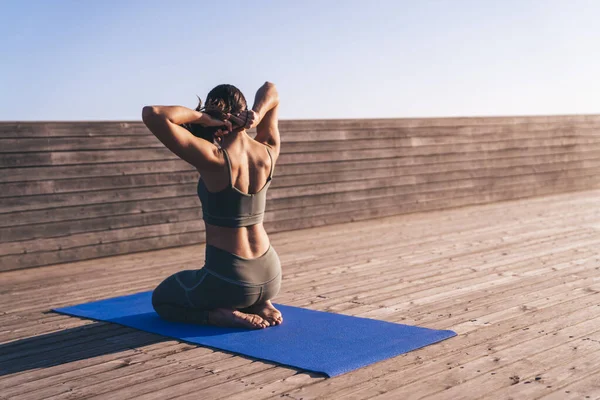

{"left": 2, "top": 115, "right": 600, "bottom": 271}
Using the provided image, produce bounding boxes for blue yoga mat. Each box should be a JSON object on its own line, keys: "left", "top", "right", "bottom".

{"left": 54, "top": 292, "right": 456, "bottom": 377}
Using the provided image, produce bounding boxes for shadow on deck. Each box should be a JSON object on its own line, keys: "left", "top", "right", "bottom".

{"left": 0, "top": 321, "right": 165, "bottom": 376}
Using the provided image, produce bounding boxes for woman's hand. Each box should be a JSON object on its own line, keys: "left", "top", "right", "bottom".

{"left": 229, "top": 110, "right": 260, "bottom": 129}
{"left": 199, "top": 112, "right": 233, "bottom": 131}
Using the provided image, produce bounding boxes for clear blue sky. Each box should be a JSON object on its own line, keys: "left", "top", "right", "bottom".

{"left": 1, "top": 0, "right": 598, "bottom": 120}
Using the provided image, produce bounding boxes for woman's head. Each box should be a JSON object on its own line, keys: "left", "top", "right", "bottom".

{"left": 184, "top": 84, "right": 247, "bottom": 142}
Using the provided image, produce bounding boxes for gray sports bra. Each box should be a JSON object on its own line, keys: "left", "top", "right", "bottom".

{"left": 197, "top": 146, "right": 273, "bottom": 227}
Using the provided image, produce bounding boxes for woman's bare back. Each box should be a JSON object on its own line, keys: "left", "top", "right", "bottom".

{"left": 198, "top": 134, "right": 275, "bottom": 259}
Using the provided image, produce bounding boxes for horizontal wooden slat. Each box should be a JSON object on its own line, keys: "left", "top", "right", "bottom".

{"left": 282, "top": 125, "right": 600, "bottom": 141}
{"left": 3, "top": 128, "right": 600, "bottom": 153}
{"left": 0, "top": 231, "right": 205, "bottom": 271}
{"left": 276, "top": 143, "right": 600, "bottom": 173}
{"left": 0, "top": 171, "right": 199, "bottom": 198}
{"left": 278, "top": 138, "right": 600, "bottom": 165}
{"left": 2, "top": 115, "right": 600, "bottom": 137}
{"left": 1, "top": 218, "right": 204, "bottom": 257}
{"left": 1, "top": 207, "right": 201, "bottom": 244}
{"left": 0, "top": 183, "right": 197, "bottom": 213}
{"left": 0, "top": 159, "right": 191, "bottom": 183}
{"left": 2, "top": 196, "right": 200, "bottom": 229}
{"left": 276, "top": 115, "right": 600, "bottom": 131}
{"left": 0, "top": 122, "right": 150, "bottom": 137}
{"left": 3, "top": 136, "right": 600, "bottom": 168}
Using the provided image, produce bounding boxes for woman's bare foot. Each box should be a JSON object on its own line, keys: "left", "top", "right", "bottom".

{"left": 208, "top": 308, "right": 269, "bottom": 329}
{"left": 243, "top": 300, "right": 283, "bottom": 326}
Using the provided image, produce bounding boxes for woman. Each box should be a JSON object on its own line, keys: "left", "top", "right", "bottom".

{"left": 142, "top": 82, "right": 282, "bottom": 329}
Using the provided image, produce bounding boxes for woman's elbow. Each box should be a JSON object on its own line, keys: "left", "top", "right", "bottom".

{"left": 263, "top": 82, "right": 279, "bottom": 103}
{"left": 263, "top": 81, "right": 278, "bottom": 93}
{"left": 141, "top": 106, "right": 159, "bottom": 123}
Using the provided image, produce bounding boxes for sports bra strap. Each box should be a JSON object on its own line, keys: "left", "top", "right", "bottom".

{"left": 222, "top": 146, "right": 274, "bottom": 185}
{"left": 265, "top": 146, "right": 274, "bottom": 179}
{"left": 221, "top": 148, "right": 234, "bottom": 188}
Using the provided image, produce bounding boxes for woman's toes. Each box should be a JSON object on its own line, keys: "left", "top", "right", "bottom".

{"left": 250, "top": 314, "right": 266, "bottom": 328}
{"left": 232, "top": 310, "right": 267, "bottom": 329}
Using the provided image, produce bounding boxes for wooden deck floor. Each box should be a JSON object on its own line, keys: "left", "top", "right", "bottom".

{"left": 3, "top": 189, "right": 600, "bottom": 399}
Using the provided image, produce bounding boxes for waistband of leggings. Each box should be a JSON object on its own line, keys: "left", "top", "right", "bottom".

{"left": 204, "top": 244, "right": 281, "bottom": 285}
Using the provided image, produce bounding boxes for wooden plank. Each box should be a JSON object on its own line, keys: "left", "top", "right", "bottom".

{"left": 1, "top": 208, "right": 202, "bottom": 252}
{"left": 275, "top": 115, "right": 600, "bottom": 131}
{"left": 278, "top": 138, "right": 600, "bottom": 165}
{"left": 0, "top": 170, "right": 199, "bottom": 198}
{"left": 538, "top": 373, "right": 600, "bottom": 399}
{"left": 1, "top": 116, "right": 599, "bottom": 138}
{"left": 0, "top": 159, "right": 191, "bottom": 183}
{"left": 282, "top": 125, "right": 600, "bottom": 142}
{"left": 279, "top": 135, "right": 600, "bottom": 154}
{"left": 0, "top": 183, "right": 197, "bottom": 213}
{"left": 0, "top": 148, "right": 175, "bottom": 168}
{"left": 2, "top": 128, "right": 599, "bottom": 153}
{"left": 476, "top": 343, "right": 600, "bottom": 399}
{"left": 0, "top": 136, "right": 163, "bottom": 152}
{"left": 1, "top": 207, "right": 201, "bottom": 244}
{"left": 275, "top": 153, "right": 600, "bottom": 187}
{"left": 276, "top": 146, "right": 600, "bottom": 175}
{"left": 0, "top": 231, "right": 206, "bottom": 271}
{"left": 3, "top": 136, "right": 600, "bottom": 168}
{"left": 4, "top": 153, "right": 600, "bottom": 200}
{"left": 1, "top": 196, "right": 200, "bottom": 229}
{"left": 0, "top": 122, "right": 150, "bottom": 137}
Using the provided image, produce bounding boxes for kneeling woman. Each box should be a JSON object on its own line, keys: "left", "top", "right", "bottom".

{"left": 142, "top": 82, "right": 282, "bottom": 329}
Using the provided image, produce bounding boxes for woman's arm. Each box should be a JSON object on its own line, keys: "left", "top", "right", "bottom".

{"left": 252, "top": 82, "right": 280, "bottom": 152}
{"left": 141, "top": 106, "right": 232, "bottom": 170}
{"left": 231, "top": 82, "right": 280, "bottom": 156}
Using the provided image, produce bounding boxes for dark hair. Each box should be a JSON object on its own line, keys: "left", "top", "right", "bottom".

{"left": 182, "top": 84, "right": 247, "bottom": 142}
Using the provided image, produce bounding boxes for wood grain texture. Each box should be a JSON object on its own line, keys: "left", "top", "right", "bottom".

{"left": 1, "top": 115, "right": 599, "bottom": 270}
{"left": 3, "top": 190, "right": 600, "bottom": 399}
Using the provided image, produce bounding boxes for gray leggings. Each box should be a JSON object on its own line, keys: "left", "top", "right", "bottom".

{"left": 152, "top": 244, "right": 281, "bottom": 324}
